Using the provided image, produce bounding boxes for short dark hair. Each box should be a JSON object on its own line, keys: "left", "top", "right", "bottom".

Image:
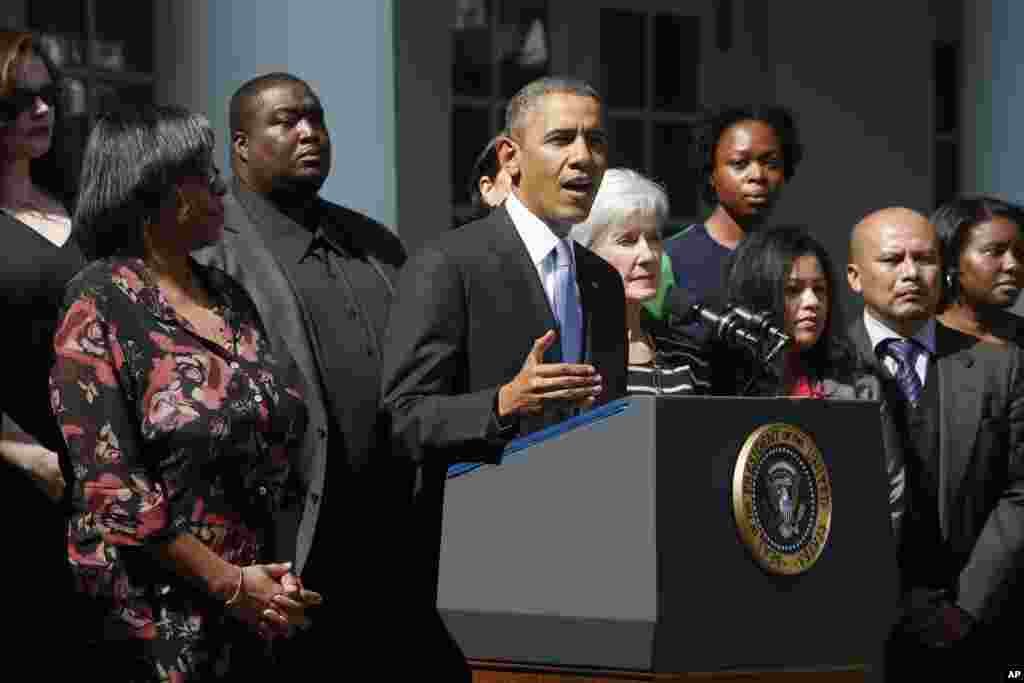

{"left": 73, "top": 105, "right": 215, "bottom": 261}
{"left": 0, "top": 31, "right": 76, "bottom": 208}
{"left": 467, "top": 134, "right": 503, "bottom": 212}
{"left": 932, "top": 194, "right": 1024, "bottom": 270}
{"left": 505, "top": 76, "right": 601, "bottom": 138}
{"left": 229, "top": 72, "right": 313, "bottom": 135}
{"left": 725, "top": 225, "right": 851, "bottom": 386}
{"left": 694, "top": 105, "right": 803, "bottom": 206}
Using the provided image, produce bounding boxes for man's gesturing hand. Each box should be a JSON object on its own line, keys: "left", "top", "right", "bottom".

{"left": 497, "top": 330, "right": 602, "bottom": 417}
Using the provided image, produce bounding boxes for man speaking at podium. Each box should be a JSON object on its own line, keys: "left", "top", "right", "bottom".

{"left": 381, "top": 76, "right": 627, "bottom": 677}
{"left": 846, "top": 208, "right": 1024, "bottom": 675}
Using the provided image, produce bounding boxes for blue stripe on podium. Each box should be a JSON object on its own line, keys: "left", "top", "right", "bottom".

{"left": 446, "top": 398, "right": 633, "bottom": 479}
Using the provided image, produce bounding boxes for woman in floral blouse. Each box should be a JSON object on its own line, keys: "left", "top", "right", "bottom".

{"left": 51, "top": 105, "right": 319, "bottom": 681}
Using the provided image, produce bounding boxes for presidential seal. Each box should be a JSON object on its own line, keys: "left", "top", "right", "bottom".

{"left": 732, "top": 423, "right": 832, "bottom": 575}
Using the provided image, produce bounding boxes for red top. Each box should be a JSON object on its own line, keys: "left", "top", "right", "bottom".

{"left": 786, "top": 353, "right": 825, "bottom": 398}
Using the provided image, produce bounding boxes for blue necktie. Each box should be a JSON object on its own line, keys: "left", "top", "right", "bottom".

{"left": 552, "top": 240, "right": 583, "bottom": 363}
{"left": 882, "top": 338, "right": 923, "bottom": 406}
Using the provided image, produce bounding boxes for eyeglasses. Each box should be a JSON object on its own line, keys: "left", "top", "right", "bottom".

{"left": 0, "top": 84, "right": 60, "bottom": 123}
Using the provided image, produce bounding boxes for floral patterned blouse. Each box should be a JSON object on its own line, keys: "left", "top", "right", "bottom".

{"left": 50, "top": 257, "right": 307, "bottom": 681}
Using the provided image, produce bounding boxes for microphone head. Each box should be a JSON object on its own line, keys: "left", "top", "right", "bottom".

{"left": 664, "top": 286, "right": 732, "bottom": 327}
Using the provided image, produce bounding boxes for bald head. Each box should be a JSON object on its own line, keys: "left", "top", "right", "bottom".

{"left": 850, "top": 207, "right": 934, "bottom": 265}
{"left": 847, "top": 207, "right": 942, "bottom": 337}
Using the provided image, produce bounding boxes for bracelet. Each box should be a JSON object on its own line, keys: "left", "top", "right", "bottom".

{"left": 225, "top": 566, "right": 245, "bottom": 607}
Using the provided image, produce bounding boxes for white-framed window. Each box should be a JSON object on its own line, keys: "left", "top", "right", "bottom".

{"left": 450, "top": 0, "right": 713, "bottom": 231}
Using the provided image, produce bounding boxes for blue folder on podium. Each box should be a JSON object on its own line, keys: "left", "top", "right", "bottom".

{"left": 446, "top": 397, "right": 633, "bottom": 479}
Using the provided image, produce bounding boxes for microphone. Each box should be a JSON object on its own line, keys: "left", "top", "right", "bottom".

{"left": 719, "top": 304, "right": 792, "bottom": 360}
{"left": 664, "top": 286, "right": 791, "bottom": 362}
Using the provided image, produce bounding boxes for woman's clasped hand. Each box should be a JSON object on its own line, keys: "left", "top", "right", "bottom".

{"left": 226, "top": 562, "right": 323, "bottom": 639}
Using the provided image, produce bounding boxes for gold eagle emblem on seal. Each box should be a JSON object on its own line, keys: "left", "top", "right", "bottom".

{"left": 732, "top": 423, "right": 832, "bottom": 575}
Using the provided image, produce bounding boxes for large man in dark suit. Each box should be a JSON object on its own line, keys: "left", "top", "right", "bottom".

{"left": 846, "top": 207, "right": 1024, "bottom": 675}
{"left": 195, "top": 73, "right": 407, "bottom": 676}
{"left": 380, "top": 76, "right": 628, "bottom": 677}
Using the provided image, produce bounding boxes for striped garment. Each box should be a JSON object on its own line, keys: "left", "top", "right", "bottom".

{"left": 627, "top": 361, "right": 701, "bottom": 396}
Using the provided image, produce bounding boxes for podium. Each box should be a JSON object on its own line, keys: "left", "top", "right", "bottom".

{"left": 438, "top": 396, "right": 899, "bottom": 681}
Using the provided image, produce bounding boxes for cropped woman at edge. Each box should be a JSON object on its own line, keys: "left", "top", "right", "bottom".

{"left": 0, "top": 32, "right": 80, "bottom": 502}
{"left": 0, "top": 30, "right": 84, "bottom": 672}
{"left": 933, "top": 195, "right": 1024, "bottom": 347}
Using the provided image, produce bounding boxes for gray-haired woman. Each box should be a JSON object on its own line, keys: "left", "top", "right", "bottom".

{"left": 571, "top": 168, "right": 706, "bottom": 395}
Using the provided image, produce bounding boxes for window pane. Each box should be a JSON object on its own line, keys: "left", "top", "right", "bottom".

{"left": 652, "top": 123, "right": 696, "bottom": 219}
{"left": 600, "top": 9, "right": 645, "bottom": 110}
{"left": 498, "top": 0, "right": 549, "bottom": 98}
{"left": 453, "top": 0, "right": 493, "bottom": 97}
{"left": 94, "top": 0, "right": 154, "bottom": 73}
{"left": 607, "top": 116, "right": 645, "bottom": 174}
{"left": 452, "top": 105, "right": 494, "bottom": 208}
{"left": 654, "top": 13, "right": 700, "bottom": 113}
{"left": 28, "top": 0, "right": 84, "bottom": 36}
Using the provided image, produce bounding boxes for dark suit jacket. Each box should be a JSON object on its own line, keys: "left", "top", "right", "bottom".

{"left": 380, "top": 206, "right": 628, "bottom": 599}
{"left": 849, "top": 316, "right": 1024, "bottom": 623}
{"left": 195, "top": 181, "right": 405, "bottom": 574}
{"left": 987, "top": 308, "right": 1024, "bottom": 348}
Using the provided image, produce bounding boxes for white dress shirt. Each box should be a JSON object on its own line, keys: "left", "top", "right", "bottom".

{"left": 504, "top": 190, "right": 579, "bottom": 314}
{"left": 862, "top": 310, "right": 936, "bottom": 385}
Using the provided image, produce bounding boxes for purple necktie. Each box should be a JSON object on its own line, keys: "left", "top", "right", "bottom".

{"left": 882, "top": 338, "right": 923, "bottom": 406}
{"left": 552, "top": 240, "right": 582, "bottom": 363}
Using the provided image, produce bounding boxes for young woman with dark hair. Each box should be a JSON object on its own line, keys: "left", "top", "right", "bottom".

{"left": 723, "top": 225, "right": 860, "bottom": 397}
{"left": 664, "top": 104, "right": 803, "bottom": 318}
{"left": 933, "top": 195, "right": 1024, "bottom": 346}
{"left": 657, "top": 105, "right": 803, "bottom": 394}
